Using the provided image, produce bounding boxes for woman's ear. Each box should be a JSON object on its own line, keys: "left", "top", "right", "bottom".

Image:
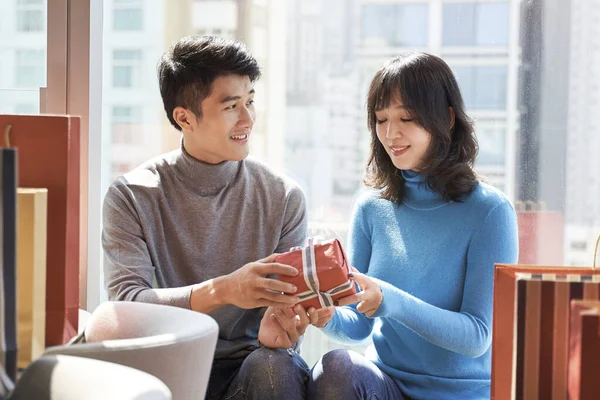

{"left": 449, "top": 107, "right": 455, "bottom": 130}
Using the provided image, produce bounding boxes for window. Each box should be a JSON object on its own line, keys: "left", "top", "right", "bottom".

{"left": 443, "top": 1, "right": 509, "bottom": 46}
{"left": 112, "top": 49, "right": 142, "bottom": 88}
{"left": 452, "top": 65, "right": 508, "bottom": 110}
{"left": 113, "top": 0, "right": 143, "bottom": 31}
{"left": 476, "top": 128, "right": 505, "bottom": 166}
{"left": 361, "top": 3, "right": 428, "bottom": 47}
{"left": 15, "top": 103, "right": 38, "bottom": 114}
{"left": 16, "top": 0, "right": 45, "bottom": 32}
{"left": 15, "top": 49, "right": 45, "bottom": 87}
{"left": 112, "top": 106, "right": 142, "bottom": 144}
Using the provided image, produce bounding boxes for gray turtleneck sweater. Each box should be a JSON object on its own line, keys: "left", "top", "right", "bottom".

{"left": 102, "top": 145, "right": 307, "bottom": 359}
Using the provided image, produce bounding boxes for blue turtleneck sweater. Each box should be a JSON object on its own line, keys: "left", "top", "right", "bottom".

{"left": 322, "top": 171, "right": 518, "bottom": 400}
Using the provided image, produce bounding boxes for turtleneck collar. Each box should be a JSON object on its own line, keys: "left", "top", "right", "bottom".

{"left": 400, "top": 170, "right": 447, "bottom": 210}
{"left": 172, "top": 140, "right": 241, "bottom": 196}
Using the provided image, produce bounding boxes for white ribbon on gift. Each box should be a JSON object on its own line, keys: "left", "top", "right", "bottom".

{"left": 292, "top": 237, "right": 354, "bottom": 308}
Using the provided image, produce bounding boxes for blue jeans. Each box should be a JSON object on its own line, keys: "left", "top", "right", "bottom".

{"left": 307, "top": 349, "right": 406, "bottom": 400}
{"left": 206, "top": 347, "right": 310, "bottom": 400}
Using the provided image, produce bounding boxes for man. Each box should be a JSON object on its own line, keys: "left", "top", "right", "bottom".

{"left": 102, "top": 36, "right": 331, "bottom": 400}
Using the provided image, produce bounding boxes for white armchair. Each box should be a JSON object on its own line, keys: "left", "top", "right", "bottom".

{"left": 44, "top": 302, "right": 219, "bottom": 400}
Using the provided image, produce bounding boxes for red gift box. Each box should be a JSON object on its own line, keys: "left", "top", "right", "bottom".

{"left": 276, "top": 238, "right": 356, "bottom": 310}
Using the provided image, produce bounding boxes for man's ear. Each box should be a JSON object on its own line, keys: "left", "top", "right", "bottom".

{"left": 449, "top": 107, "right": 455, "bottom": 130}
{"left": 173, "top": 107, "right": 195, "bottom": 132}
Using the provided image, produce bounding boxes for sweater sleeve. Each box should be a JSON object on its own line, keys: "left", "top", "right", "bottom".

{"left": 372, "top": 200, "right": 519, "bottom": 358}
{"left": 102, "top": 181, "right": 193, "bottom": 308}
{"left": 321, "top": 197, "right": 375, "bottom": 344}
{"left": 275, "top": 185, "right": 308, "bottom": 253}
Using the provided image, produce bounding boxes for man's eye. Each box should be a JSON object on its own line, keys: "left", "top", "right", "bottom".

{"left": 247, "top": 99, "right": 255, "bottom": 106}
{"left": 225, "top": 103, "right": 237, "bottom": 110}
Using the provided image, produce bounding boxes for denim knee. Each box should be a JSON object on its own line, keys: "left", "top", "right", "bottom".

{"left": 308, "top": 349, "right": 396, "bottom": 400}
{"left": 228, "top": 347, "right": 309, "bottom": 399}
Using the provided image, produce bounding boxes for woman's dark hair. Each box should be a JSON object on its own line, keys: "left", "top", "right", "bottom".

{"left": 365, "top": 52, "right": 479, "bottom": 204}
{"left": 157, "top": 36, "right": 261, "bottom": 131}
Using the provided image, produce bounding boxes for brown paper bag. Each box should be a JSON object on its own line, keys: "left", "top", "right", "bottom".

{"left": 492, "top": 264, "right": 600, "bottom": 400}
{"left": 0, "top": 116, "right": 83, "bottom": 346}
{"left": 568, "top": 300, "right": 600, "bottom": 400}
{"left": 17, "top": 188, "right": 48, "bottom": 368}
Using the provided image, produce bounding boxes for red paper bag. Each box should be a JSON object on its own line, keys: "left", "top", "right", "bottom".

{"left": 276, "top": 238, "right": 356, "bottom": 310}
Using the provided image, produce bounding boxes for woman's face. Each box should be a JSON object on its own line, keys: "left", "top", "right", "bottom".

{"left": 374, "top": 98, "right": 431, "bottom": 171}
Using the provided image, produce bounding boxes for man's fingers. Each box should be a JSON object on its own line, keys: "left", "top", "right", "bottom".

{"left": 259, "top": 254, "right": 280, "bottom": 263}
{"left": 259, "top": 290, "right": 299, "bottom": 305}
{"left": 258, "top": 278, "right": 297, "bottom": 294}
{"left": 258, "top": 263, "right": 299, "bottom": 277}
{"left": 274, "top": 308, "right": 296, "bottom": 332}
{"left": 295, "top": 305, "right": 310, "bottom": 327}
{"left": 269, "top": 314, "right": 292, "bottom": 348}
{"left": 336, "top": 292, "right": 363, "bottom": 307}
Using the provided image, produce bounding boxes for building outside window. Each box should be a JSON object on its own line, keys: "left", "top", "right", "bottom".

{"left": 16, "top": 0, "right": 45, "bottom": 32}
{"left": 361, "top": 3, "right": 429, "bottom": 47}
{"left": 113, "top": 0, "right": 143, "bottom": 31}
{"left": 443, "top": 1, "right": 510, "bottom": 46}
{"left": 112, "top": 49, "right": 142, "bottom": 88}
{"left": 15, "top": 49, "right": 45, "bottom": 87}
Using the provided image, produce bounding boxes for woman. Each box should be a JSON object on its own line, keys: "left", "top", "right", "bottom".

{"left": 307, "top": 53, "right": 518, "bottom": 400}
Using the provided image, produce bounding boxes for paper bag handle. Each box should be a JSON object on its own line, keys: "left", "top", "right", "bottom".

{"left": 594, "top": 233, "right": 600, "bottom": 269}
{"left": 3, "top": 124, "right": 12, "bottom": 148}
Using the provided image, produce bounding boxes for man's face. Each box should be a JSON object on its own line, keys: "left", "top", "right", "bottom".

{"left": 184, "top": 74, "right": 256, "bottom": 164}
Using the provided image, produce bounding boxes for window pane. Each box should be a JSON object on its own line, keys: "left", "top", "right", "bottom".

{"left": 17, "top": 10, "right": 44, "bottom": 32}
{"left": 113, "top": 9, "right": 143, "bottom": 31}
{"left": 113, "top": 66, "right": 133, "bottom": 87}
{"left": 443, "top": 1, "right": 509, "bottom": 46}
{"left": 476, "top": 128, "right": 505, "bottom": 166}
{"left": 452, "top": 65, "right": 507, "bottom": 110}
{"left": 362, "top": 4, "right": 428, "bottom": 47}
{"left": 15, "top": 50, "right": 45, "bottom": 87}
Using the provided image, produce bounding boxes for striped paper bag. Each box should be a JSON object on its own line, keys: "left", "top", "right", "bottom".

{"left": 492, "top": 265, "right": 600, "bottom": 400}
{"left": 17, "top": 188, "right": 48, "bottom": 368}
{"left": 568, "top": 300, "right": 600, "bottom": 400}
{"left": 0, "top": 116, "right": 83, "bottom": 346}
{"left": 0, "top": 148, "right": 18, "bottom": 397}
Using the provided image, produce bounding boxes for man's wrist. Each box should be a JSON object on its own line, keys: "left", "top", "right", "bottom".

{"left": 189, "top": 275, "right": 229, "bottom": 313}
{"left": 211, "top": 275, "right": 229, "bottom": 306}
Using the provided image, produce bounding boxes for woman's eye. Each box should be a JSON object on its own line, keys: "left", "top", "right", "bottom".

{"left": 247, "top": 99, "right": 255, "bottom": 106}
{"left": 376, "top": 119, "right": 387, "bottom": 124}
{"left": 400, "top": 118, "right": 413, "bottom": 123}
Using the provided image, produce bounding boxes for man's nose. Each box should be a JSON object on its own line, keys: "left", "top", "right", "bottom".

{"left": 238, "top": 106, "right": 254, "bottom": 127}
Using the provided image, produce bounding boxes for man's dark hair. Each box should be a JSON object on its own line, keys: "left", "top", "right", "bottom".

{"left": 365, "top": 52, "right": 479, "bottom": 204}
{"left": 157, "top": 35, "right": 261, "bottom": 131}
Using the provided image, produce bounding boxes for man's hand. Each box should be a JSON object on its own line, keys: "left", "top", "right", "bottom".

{"left": 258, "top": 305, "right": 317, "bottom": 349}
{"left": 336, "top": 270, "right": 383, "bottom": 317}
{"left": 219, "top": 254, "right": 300, "bottom": 309}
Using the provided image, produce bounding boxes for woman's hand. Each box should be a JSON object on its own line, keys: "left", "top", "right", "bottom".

{"left": 312, "top": 306, "right": 335, "bottom": 328}
{"left": 337, "top": 269, "right": 383, "bottom": 317}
